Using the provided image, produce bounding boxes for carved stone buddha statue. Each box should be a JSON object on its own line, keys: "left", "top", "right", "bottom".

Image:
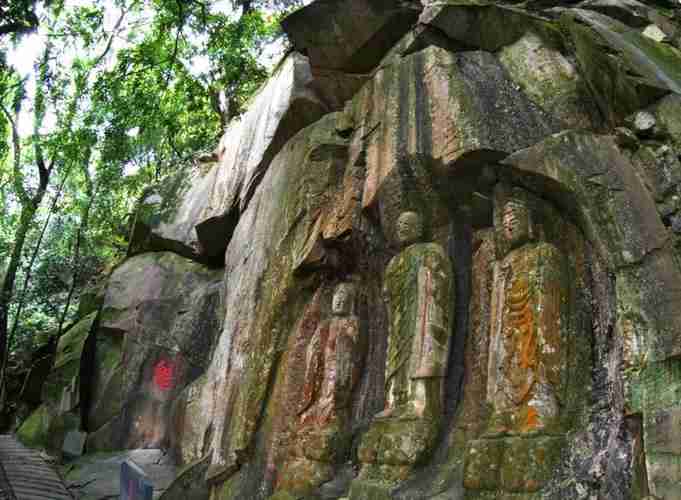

{"left": 298, "top": 282, "right": 361, "bottom": 428}
{"left": 464, "top": 187, "right": 570, "bottom": 496}
{"left": 380, "top": 211, "right": 452, "bottom": 420}
{"left": 486, "top": 192, "right": 567, "bottom": 436}
{"left": 276, "top": 282, "right": 363, "bottom": 494}
{"left": 356, "top": 211, "right": 453, "bottom": 483}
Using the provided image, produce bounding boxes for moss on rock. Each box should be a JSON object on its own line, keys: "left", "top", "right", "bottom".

{"left": 16, "top": 404, "right": 51, "bottom": 448}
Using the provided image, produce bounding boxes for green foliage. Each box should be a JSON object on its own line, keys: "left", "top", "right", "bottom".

{"left": 0, "top": 0, "right": 40, "bottom": 38}
{"left": 0, "top": 0, "right": 289, "bottom": 368}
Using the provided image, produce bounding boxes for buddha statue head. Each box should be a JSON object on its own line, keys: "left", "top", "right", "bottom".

{"left": 502, "top": 195, "right": 531, "bottom": 249}
{"left": 396, "top": 211, "right": 424, "bottom": 248}
{"left": 332, "top": 282, "right": 356, "bottom": 316}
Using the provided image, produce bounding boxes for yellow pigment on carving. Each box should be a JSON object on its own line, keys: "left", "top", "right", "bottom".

{"left": 507, "top": 268, "right": 537, "bottom": 404}
{"left": 522, "top": 406, "right": 540, "bottom": 432}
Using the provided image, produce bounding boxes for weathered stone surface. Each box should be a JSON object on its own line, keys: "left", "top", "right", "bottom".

{"left": 43, "top": 312, "right": 97, "bottom": 409}
{"left": 356, "top": 212, "right": 453, "bottom": 484}
{"left": 460, "top": 186, "right": 591, "bottom": 498}
{"left": 359, "top": 417, "right": 438, "bottom": 476}
{"left": 487, "top": 191, "right": 568, "bottom": 437}
{"left": 568, "top": 9, "right": 681, "bottom": 124}
{"left": 169, "top": 374, "right": 209, "bottom": 465}
{"left": 86, "top": 332, "right": 123, "bottom": 434}
{"left": 652, "top": 93, "right": 681, "bottom": 146}
{"left": 626, "top": 110, "right": 657, "bottom": 136}
{"left": 158, "top": 455, "right": 210, "bottom": 500}
{"left": 16, "top": 403, "right": 52, "bottom": 448}
{"left": 579, "top": 0, "right": 680, "bottom": 42}
{"left": 128, "top": 52, "right": 363, "bottom": 262}
{"left": 347, "top": 45, "right": 558, "bottom": 213}
{"left": 631, "top": 143, "right": 681, "bottom": 202}
{"left": 642, "top": 24, "right": 669, "bottom": 43}
{"left": 348, "top": 480, "right": 392, "bottom": 500}
{"left": 457, "top": 229, "right": 495, "bottom": 438}
{"left": 281, "top": 0, "right": 420, "bottom": 73}
{"left": 637, "top": 359, "right": 681, "bottom": 499}
{"left": 87, "top": 252, "right": 222, "bottom": 451}
{"left": 77, "top": 273, "right": 107, "bottom": 318}
{"left": 463, "top": 438, "right": 504, "bottom": 491}
{"left": 419, "top": 1, "right": 560, "bottom": 52}
{"left": 192, "top": 113, "right": 351, "bottom": 489}
{"left": 498, "top": 32, "right": 597, "bottom": 130}
{"left": 17, "top": 313, "right": 97, "bottom": 452}
{"left": 646, "top": 408, "right": 681, "bottom": 455}
{"left": 503, "top": 132, "right": 681, "bottom": 361}
{"left": 128, "top": 161, "right": 221, "bottom": 262}
{"left": 502, "top": 132, "right": 666, "bottom": 268}
{"left": 63, "top": 430, "right": 87, "bottom": 459}
{"left": 276, "top": 283, "right": 364, "bottom": 495}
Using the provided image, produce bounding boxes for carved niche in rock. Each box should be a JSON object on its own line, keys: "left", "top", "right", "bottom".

{"left": 277, "top": 282, "right": 364, "bottom": 494}
{"left": 464, "top": 187, "right": 571, "bottom": 495}
{"left": 358, "top": 211, "right": 453, "bottom": 482}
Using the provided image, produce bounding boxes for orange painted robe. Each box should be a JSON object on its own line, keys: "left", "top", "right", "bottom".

{"left": 487, "top": 241, "right": 566, "bottom": 433}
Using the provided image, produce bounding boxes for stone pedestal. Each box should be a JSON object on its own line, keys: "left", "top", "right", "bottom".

{"left": 276, "top": 425, "right": 348, "bottom": 494}
{"left": 357, "top": 417, "right": 438, "bottom": 482}
{"left": 463, "top": 436, "right": 564, "bottom": 495}
{"left": 348, "top": 479, "right": 392, "bottom": 500}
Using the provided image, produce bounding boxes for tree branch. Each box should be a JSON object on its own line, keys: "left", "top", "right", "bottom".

{"left": 92, "top": 6, "right": 129, "bottom": 68}
{"left": 0, "top": 101, "right": 29, "bottom": 205}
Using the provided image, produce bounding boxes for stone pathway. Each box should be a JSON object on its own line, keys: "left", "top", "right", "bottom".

{"left": 0, "top": 435, "right": 72, "bottom": 499}
{"left": 64, "top": 449, "right": 176, "bottom": 499}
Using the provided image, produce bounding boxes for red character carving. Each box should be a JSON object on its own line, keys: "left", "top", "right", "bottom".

{"left": 153, "top": 359, "right": 175, "bottom": 391}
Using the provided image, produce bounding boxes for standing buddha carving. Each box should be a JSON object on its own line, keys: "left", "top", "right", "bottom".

{"left": 276, "top": 282, "right": 363, "bottom": 494}
{"left": 381, "top": 211, "right": 453, "bottom": 420}
{"left": 486, "top": 190, "right": 567, "bottom": 436}
{"left": 298, "top": 282, "right": 362, "bottom": 429}
{"left": 357, "top": 211, "right": 453, "bottom": 481}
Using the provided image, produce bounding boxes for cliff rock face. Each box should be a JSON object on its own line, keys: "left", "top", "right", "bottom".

{"left": 21, "top": 1, "right": 681, "bottom": 499}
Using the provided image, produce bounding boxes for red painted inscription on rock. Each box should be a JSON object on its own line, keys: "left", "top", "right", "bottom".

{"left": 153, "top": 359, "right": 175, "bottom": 391}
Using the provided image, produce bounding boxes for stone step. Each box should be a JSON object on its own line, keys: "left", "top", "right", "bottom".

{"left": 0, "top": 435, "right": 72, "bottom": 499}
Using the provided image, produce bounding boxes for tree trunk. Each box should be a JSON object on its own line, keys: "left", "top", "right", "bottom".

{"left": 57, "top": 177, "right": 95, "bottom": 338}
{"left": 0, "top": 197, "right": 44, "bottom": 411}
{"left": 10, "top": 173, "right": 70, "bottom": 340}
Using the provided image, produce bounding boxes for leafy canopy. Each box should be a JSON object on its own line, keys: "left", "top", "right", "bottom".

{"left": 0, "top": 0, "right": 291, "bottom": 360}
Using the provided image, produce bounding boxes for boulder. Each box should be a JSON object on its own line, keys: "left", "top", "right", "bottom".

{"left": 43, "top": 312, "right": 97, "bottom": 410}
{"left": 62, "top": 430, "right": 87, "bottom": 459}
{"left": 567, "top": 9, "right": 681, "bottom": 124}
{"left": 419, "top": 1, "right": 561, "bottom": 52}
{"left": 128, "top": 53, "right": 365, "bottom": 262}
{"left": 76, "top": 273, "right": 107, "bottom": 318}
{"left": 86, "top": 252, "right": 222, "bottom": 451}
{"left": 281, "top": 0, "right": 421, "bottom": 72}
{"left": 17, "top": 313, "right": 98, "bottom": 452}
{"left": 16, "top": 404, "right": 52, "bottom": 449}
